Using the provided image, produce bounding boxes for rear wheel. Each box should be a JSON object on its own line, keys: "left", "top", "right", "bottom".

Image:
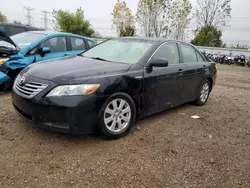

{"left": 97, "top": 93, "right": 136, "bottom": 139}
{"left": 195, "top": 80, "right": 211, "bottom": 106}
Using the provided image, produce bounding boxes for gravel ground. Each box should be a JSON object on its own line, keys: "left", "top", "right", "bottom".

{"left": 0, "top": 64, "right": 249, "bottom": 188}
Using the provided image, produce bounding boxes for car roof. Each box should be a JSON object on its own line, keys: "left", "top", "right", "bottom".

{"left": 25, "top": 30, "right": 95, "bottom": 41}
{"left": 113, "top": 36, "right": 189, "bottom": 44}
{"left": 0, "top": 23, "right": 44, "bottom": 30}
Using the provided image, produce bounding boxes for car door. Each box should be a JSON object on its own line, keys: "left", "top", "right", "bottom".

{"left": 142, "top": 42, "right": 184, "bottom": 116}
{"left": 67, "top": 37, "right": 87, "bottom": 56}
{"left": 35, "top": 36, "right": 68, "bottom": 62}
{"left": 178, "top": 43, "right": 207, "bottom": 102}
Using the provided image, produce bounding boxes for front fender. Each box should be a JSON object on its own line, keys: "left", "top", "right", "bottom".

{"left": 4, "top": 61, "right": 28, "bottom": 70}
{"left": 4, "top": 54, "right": 35, "bottom": 70}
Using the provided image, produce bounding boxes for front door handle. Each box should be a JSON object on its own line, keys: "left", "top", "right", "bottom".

{"left": 203, "top": 65, "right": 208, "bottom": 70}
{"left": 64, "top": 54, "right": 69, "bottom": 56}
{"left": 177, "top": 69, "right": 183, "bottom": 74}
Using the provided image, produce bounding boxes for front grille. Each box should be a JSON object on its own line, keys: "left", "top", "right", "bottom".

{"left": 14, "top": 77, "right": 48, "bottom": 99}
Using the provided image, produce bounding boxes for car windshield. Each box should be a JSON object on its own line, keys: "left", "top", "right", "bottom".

{"left": 0, "top": 32, "right": 46, "bottom": 50}
{"left": 82, "top": 39, "right": 153, "bottom": 64}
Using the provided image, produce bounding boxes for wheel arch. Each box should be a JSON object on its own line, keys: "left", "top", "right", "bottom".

{"left": 112, "top": 90, "right": 142, "bottom": 117}
{"left": 207, "top": 77, "right": 213, "bottom": 91}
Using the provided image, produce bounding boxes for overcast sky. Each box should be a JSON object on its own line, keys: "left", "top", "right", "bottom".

{"left": 1, "top": 0, "right": 250, "bottom": 46}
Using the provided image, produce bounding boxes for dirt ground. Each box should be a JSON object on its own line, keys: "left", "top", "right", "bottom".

{"left": 0, "top": 64, "right": 249, "bottom": 188}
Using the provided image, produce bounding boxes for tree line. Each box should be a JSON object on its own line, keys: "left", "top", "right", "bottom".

{"left": 111, "top": 0, "right": 247, "bottom": 49}
{"left": 112, "top": 0, "right": 233, "bottom": 48}
{"left": 0, "top": 0, "right": 249, "bottom": 49}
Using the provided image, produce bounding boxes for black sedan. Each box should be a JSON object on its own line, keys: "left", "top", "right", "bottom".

{"left": 12, "top": 37, "right": 217, "bottom": 139}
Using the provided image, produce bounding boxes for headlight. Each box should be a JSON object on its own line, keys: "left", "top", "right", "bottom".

{"left": 47, "top": 84, "right": 100, "bottom": 97}
{"left": 0, "top": 59, "right": 9, "bottom": 65}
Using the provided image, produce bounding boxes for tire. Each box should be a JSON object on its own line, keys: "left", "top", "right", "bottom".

{"left": 97, "top": 92, "right": 136, "bottom": 139}
{"left": 195, "top": 80, "right": 211, "bottom": 106}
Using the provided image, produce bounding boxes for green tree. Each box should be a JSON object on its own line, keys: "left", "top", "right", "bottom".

{"left": 0, "top": 11, "right": 7, "bottom": 23}
{"left": 191, "top": 26, "right": 223, "bottom": 47}
{"left": 52, "top": 8, "right": 94, "bottom": 37}
{"left": 13, "top": 20, "right": 22, "bottom": 24}
{"left": 112, "top": 0, "right": 136, "bottom": 37}
{"left": 120, "top": 26, "right": 136, "bottom": 36}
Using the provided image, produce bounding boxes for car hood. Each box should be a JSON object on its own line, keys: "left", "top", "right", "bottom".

{"left": 0, "top": 30, "right": 18, "bottom": 48}
{"left": 24, "top": 56, "right": 132, "bottom": 84}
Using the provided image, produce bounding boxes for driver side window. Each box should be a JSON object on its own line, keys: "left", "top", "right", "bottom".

{"left": 151, "top": 43, "right": 179, "bottom": 65}
{"left": 40, "top": 37, "right": 66, "bottom": 53}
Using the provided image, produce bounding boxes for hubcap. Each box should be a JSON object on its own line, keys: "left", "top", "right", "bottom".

{"left": 200, "top": 83, "right": 210, "bottom": 103}
{"left": 104, "top": 99, "right": 131, "bottom": 134}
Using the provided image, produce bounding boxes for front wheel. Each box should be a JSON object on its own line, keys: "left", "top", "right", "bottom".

{"left": 97, "top": 93, "right": 136, "bottom": 139}
{"left": 195, "top": 80, "right": 211, "bottom": 106}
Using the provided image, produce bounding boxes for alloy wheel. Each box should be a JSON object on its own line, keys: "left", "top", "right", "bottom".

{"left": 200, "top": 83, "right": 210, "bottom": 103}
{"left": 104, "top": 98, "right": 131, "bottom": 134}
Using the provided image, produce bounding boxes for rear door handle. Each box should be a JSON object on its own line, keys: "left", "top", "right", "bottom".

{"left": 64, "top": 54, "right": 69, "bottom": 56}
{"left": 203, "top": 65, "right": 208, "bottom": 70}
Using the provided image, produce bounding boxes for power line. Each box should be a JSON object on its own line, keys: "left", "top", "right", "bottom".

{"left": 22, "top": 6, "right": 34, "bottom": 26}
{"left": 41, "top": 10, "right": 50, "bottom": 30}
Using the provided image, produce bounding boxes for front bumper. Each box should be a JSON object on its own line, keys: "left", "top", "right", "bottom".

{"left": 12, "top": 90, "right": 108, "bottom": 135}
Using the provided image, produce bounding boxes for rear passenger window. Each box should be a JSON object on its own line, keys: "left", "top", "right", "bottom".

{"left": 180, "top": 44, "right": 198, "bottom": 63}
{"left": 0, "top": 26, "right": 5, "bottom": 33}
{"left": 9, "top": 27, "right": 25, "bottom": 36}
{"left": 70, "top": 37, "right": 86, "bottom": 50}
{"left": 151, "top": 43, "right": 179, "bottom": 65}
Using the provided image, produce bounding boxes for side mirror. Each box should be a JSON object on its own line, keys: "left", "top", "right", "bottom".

{"left": 149, "top": 58, "right": 169, "bottom": 67}
{"left": 40, "top": 47, "right": 51, "bottom": 57}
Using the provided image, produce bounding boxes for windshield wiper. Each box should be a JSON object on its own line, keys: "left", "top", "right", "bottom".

{"left": 90, "top": 57, "right": 109, "bottom": 62}
{"left": 82, "top": 56, "right": 120, "bottom": 63}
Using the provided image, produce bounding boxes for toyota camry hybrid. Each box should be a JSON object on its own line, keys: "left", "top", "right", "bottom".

{"left": 12, "top": 37, "right": 217, "bottom": 139}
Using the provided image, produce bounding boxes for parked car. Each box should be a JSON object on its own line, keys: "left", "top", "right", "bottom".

{"left": 0, "top": 23, "right": 44, "bottom": 36}
{"left": 0, "top": 30, "right": 97, "bottom": 90}
{"left": 12, "top": 37, "right": 217, "bottom": 139}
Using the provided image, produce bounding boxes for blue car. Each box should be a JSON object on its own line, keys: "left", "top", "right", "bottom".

{"left": 0, "top": 30, "right": 96, "bottom": 90}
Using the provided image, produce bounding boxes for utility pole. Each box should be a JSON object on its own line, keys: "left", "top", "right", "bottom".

{"left": 41, "top": 10, "right": 50, "bottom": 30}
{"left": 23, "top": 6, "right": 34, "bottom": 26}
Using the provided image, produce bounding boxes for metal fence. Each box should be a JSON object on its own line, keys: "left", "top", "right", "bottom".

{"left": 197, "top": 46, "right": 250, "bottom": 57}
